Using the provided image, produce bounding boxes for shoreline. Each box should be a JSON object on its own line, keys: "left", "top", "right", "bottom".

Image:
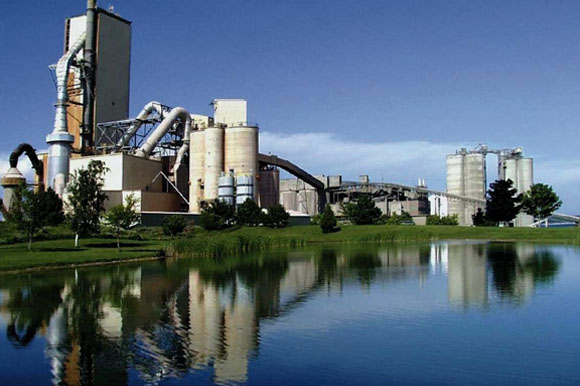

{"left": 1, "top": 225, "right": 579, "bottom": 274}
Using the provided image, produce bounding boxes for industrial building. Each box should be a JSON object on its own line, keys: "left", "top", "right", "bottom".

{"left": 0, "top": 2, "right": 540, "bottom": 228}
{"left": 445, "top": 145, "right": 534, "bottom": 226}
{"left": 0, "top": 2, "right": 324, "bottom": 219}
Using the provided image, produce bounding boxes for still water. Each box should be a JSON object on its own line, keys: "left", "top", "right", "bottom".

{"left": 0, "top": 241, "right": 579, "bottom": 385}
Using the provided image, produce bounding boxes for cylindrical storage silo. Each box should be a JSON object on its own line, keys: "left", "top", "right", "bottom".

{"left": 204, "top": 126, "right": 224, "bottom": 201}
{"left": 503, "top": 158, "right": 518, "bottom": 188}
{"left": 517, "top": 158, "right": 533, "bottom": 195}
{"left": 218, "top": 173, "right": 235, "bottom": 206}
{"left": 464, "top": 153, "right": 485, "bottom": 201}
{"left": 515, "top": 157, "right": 534, "bottom": 226}
{"left": 189, "top": 130, "right": 205, "bottom": 213}
{"left": 224, "top": 126, "right": 259, "bottom": 200}
{"left": 236, "top": 174, "right": 254, "bottom": 205}
{"left": 446, "top": 154, "right": 465, "bottom": 224}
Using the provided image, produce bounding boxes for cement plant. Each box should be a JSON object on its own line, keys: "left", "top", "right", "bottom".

{"left": 0, "top": 2, "right": 570, "bottom": 228}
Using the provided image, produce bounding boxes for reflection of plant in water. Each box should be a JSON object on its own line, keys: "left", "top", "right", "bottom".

{"left": 523, "top": 250, "right": 560, "bottom": 285}
{"left": 318, "top": 248, "right": 339, "bottom": 285}
{"left": 5, "top": 283, "right": 64, "bottom": 347}
{"left": 487, "top": 244, "right": 560, "bottom": 301}
{"left": 348, "top": 252, "right": 382, "bottom": 288}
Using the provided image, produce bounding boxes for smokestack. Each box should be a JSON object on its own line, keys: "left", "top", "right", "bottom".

{"left": 82, "top": 0, "right": 97, "bottom": 153}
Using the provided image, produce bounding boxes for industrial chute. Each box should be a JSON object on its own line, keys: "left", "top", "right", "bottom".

{"left": 45, "top": 32, "right": 86, "bottom": 196}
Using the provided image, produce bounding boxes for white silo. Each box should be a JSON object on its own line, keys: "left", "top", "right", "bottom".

{"left": 517, "top": 158, "right": 533, "bottom": 195}
{"left": 224, "top": 126, "right": 259, "bottom": 200}
{"left": 464, "top": 153, "right": 485, "bottom": 200}
{"left": 189, "top": 129, "right": 205, "bottom": 213}
{"left": 446, "top": 153, "right": 466, "bottom": 224}
{"left": 463, "top": 153, "right": 486, "bottom": 225}
{"left": 503, "top": 158, "right": 518, "bottom": 186}
{"left": 204, "top": 126, "right": 224, "bottom": 201}
{"left": 218, "top": 172, "right": 235, "bottom": 206}
{"left": 235, "top": 175, "right": 254, "bottom": 205}
{"left": 516, "top": 157, "right": 534, "bottom": 226}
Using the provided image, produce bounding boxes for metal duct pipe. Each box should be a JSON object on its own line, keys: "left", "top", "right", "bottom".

{"left": 116, "top": 101, "right": 166, "bottom": 148}
{"left": 46, "top": 32, "right": 86, "bottom": 196}
{"left": 136, "top": 107, "right": 191, "bottom": 158}
{"left": 172, "top": 116, "right": 193, "bottom": 173}
{"left": 82, "top": 0, "right": 97, "bottom": 151}
{"left": 9, "top": 143, "right": 43, "bottom": 178}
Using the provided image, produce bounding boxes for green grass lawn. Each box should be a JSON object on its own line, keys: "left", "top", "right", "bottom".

{"left": 1, "top": 224, "right": 578, "bottom": 272}
{"left": 0, "top": 238, "right": 166, "bottom": 271}
{"left": 170, "top": 224, "right": 580, "bottom": 257}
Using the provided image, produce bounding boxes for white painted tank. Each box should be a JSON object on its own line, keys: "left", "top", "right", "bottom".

{"left": 517, "top": 158, "right": 533, "bottom": 194}
{"left": 446, "top": 154, "right": 465, "bottom": 224}
{"left": 236, "top": 175, "right": 254, "bottom": 205}
{"left": 218, "top": 173, "right": 235, "bottom": 206}
{"left": 204, "top": 127, "right": 224, "bottom": 201}
{"left": 225, "top": 126, "right": 259, "bottom": 200}
{"left": 503, "top": 158, "right": 518, "bottom": 187}
{"left": 189, "top": 130, "right": 205, "bottom": 213}
{"left": 464, "top": 153, "right": 485, "bottom": 200}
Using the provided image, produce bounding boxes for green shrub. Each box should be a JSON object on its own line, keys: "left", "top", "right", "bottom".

{"left": 426, "top": 214, "right": 459, "bottom": 226}
{"left": 472, "top": 208, "right": 496, "bottom": 227}
{"left": 320, "top": 204, "right": 339, "bottom": 233}
{"left": 200, "top": 200, "right": 236, "bottom": 230}
{"left": 162, "top": 215, "right": 189, "bottom": 236}
{"left": 310, "top": 214, "right": 321, "bottom": 225}
{"left": 236, "top": 198, "right": 262, "bottom": 226}
{"left": 342, "top": 195, "right": 383, "bottom": 225}
{"left": 262, "top": 204, "right": 290, "bottom": 228}
{"left": 386, "top": 211, "right": 414, "bottom": 225}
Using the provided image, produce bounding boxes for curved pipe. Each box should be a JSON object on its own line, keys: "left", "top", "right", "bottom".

{"left": 136, "top": 107, "right": 191, "bottom": 158}
{"left": 171, "top": 119, "right": 192, "bottom": 173}
{"left": 117, "top": 101, "right": 166, "bottom": 148}
{"left": 10, "top": 143, "right": 43, "bottom": 178}
{"left": 52, "top": 32, "right": 86, "bottom": 135}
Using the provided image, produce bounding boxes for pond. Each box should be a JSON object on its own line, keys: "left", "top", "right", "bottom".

{"left": 0, "top": 241, "right": 579, "bottom": 385}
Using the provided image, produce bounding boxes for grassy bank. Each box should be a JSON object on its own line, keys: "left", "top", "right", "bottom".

{"left": 1, "top": 224, "right": 579, "bottom": 272}
{"left": 0, "top": 237, "right": 166, "bottom": 272}
{"left": 170, "top": 225, "right": 580, "bottom": 257}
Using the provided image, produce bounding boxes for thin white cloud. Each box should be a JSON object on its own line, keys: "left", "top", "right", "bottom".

{"left": 260, "top": 131, "right": 579, "bottom": 214}
{"left": 260, "top": 131, "right": 462, "bottom": 189}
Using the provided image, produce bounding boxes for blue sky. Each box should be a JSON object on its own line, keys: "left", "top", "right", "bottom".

{"left": 0, "top": 0, "right": 578, "bottom": 213}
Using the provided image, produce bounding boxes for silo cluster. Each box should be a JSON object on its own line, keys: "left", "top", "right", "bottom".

{"left": 499, "top": 154, "right": 534, "bottom": 226}
{"left": 446, "top": 150, "right": 486, "bottom": 225}
{"left": 189, "top": 124, "right": 259, "bottom": 213}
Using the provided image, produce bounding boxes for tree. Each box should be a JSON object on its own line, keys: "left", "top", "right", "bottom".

{"left": 67, "top": 160, "right": 108, "bottom": 247}
{"left": 262, "top": 204, "right": 290, "bottom": 228}
{"left": 6, "top": 183, "right": 65, "bottom": 250}
{"left": 104, "top": 194, "right": 140, "bottom": 251}
{"left": 385, "top": 211, "right": 415, "bottom": 225}
{"left": 521, "top": 183, "right": 562, "bottom": 220}
{"left": 342, "top": 195, "right": 383, "bottom": 225}
{"left": 162, "top": 215, "right": 189, "bottom": 237}
{"left": 472, "top": 207, "right": 495, "bottom": 227}
{"left": 199, "top": 200, "right": 236, "bottom": 230}
{"left": 236, "top": 198, "right": 263, "bottom": 226}
{"left": 320, "top": 204, "right": 339, "bottom": 233}
{"left": 426, "top": 214, "right": 459, "bottom": 226}
{"left": 486, "top": 179, "right": 522, "bottom": 225}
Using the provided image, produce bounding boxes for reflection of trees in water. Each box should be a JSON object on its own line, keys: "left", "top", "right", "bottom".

{"left": 4, "top": 283, "right": 63, "bottom": 347}
{"left": 487, "top": 244, "right": 560, "bottom": 302}
{"left": 348, "top": 251, "right": 382, "bottom": 288}
{"left": 2, "top": 242, "right": 561, "bottom": 385}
